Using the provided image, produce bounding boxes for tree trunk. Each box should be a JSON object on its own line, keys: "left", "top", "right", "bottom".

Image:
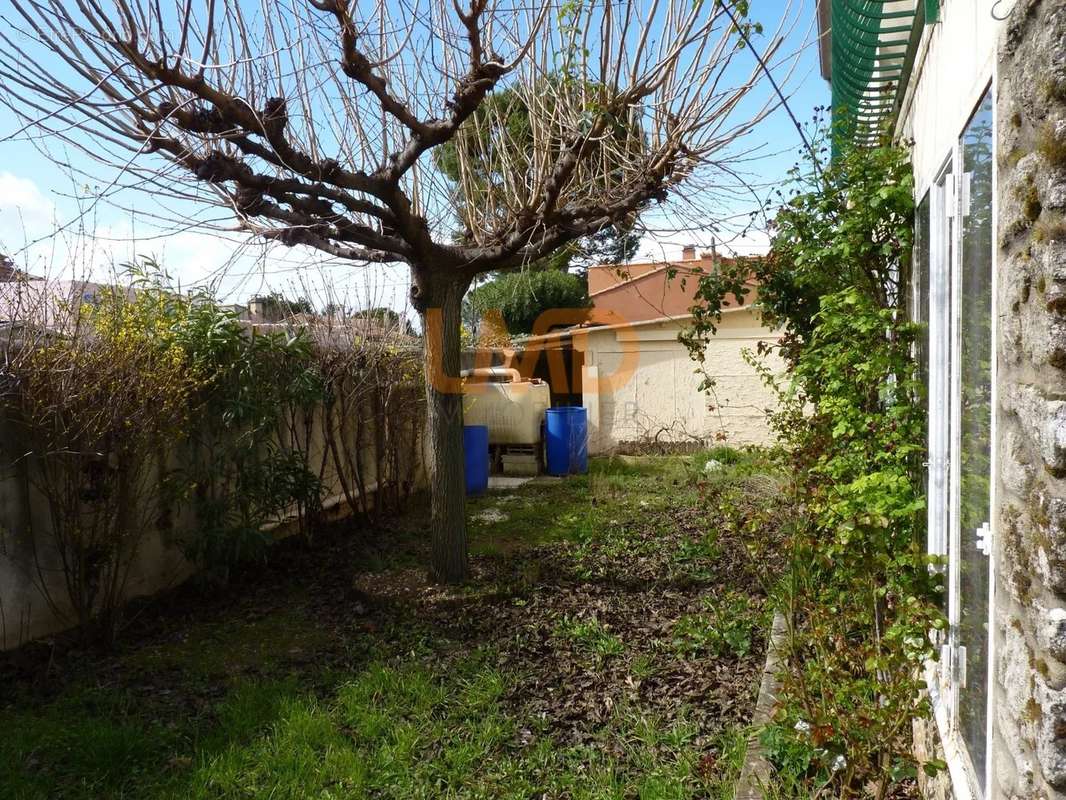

{"left": 414, "top": 270, "right": 471, "bottom": 584}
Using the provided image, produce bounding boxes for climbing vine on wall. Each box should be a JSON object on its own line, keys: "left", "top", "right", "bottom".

{"left": 687, "top": 132, "right": 946, "bottom": 795}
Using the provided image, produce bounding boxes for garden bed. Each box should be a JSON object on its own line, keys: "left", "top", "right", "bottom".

{"left": 0, "top": 451, "right": 784, "bottom": 799}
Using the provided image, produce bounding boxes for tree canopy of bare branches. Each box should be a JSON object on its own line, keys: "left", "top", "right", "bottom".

{"left": 0, "top": 0, "right": 791, "bottom": 582}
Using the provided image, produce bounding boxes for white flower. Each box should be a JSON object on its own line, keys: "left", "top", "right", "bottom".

{"left": 830, "top": 754, "right": 847, "bottom": 772}
{"left": 794, "top": 720, "right": 811, "bottom": 734}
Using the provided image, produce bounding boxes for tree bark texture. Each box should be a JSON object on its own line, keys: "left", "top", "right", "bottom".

{"left": 415, "top": 269, "right": 471, "bottom": 584}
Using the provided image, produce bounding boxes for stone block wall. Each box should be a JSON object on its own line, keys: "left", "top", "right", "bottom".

{"left": 995, "top": 0, "right": 1066, "bottom": 795}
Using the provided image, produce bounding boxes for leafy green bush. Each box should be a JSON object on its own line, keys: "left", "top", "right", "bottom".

{"left": 82, "top": 265, "right": 327, "bottom": 581}
{"left": 1, "top": 275, "right": 200, "bottom": 641}
{"left": 764, "top": 289, "right": 944, "bottom": 793}
{"left": 170, "top": 291, "right": 326, "bottom": 578}
{"left": 686, "top": 133, "right": 945, "bottom": 796}
{"left": 1, "top": 260, "right": 423, "bottom": 639}
{"left": 465, "top": 269, "right": 590, "bottom": 336}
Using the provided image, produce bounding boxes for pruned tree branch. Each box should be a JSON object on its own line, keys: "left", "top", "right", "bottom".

{"left": 0, "top": 0, "right": 796, "bottom": 287}
{"left": 0, "top": 0, "right": 801, "bottom": 584}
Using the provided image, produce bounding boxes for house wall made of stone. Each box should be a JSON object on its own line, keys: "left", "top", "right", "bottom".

{"left": 994, "top": 1, "right": 1066, "bottom": 796}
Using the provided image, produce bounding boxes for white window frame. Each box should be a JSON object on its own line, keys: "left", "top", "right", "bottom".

{"left": 918, "top": 77, "right": 998, "bottom": 800}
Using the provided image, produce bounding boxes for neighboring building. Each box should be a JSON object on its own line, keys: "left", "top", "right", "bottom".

{"left": 575, "top": 304, "right": 780, "bottom": 452}
{"left": 0, "top": 254, "right": 36, "bottom": 283}
{"left": 819, "top": 1, "right": 1066, "bottom": 797}
{"left": 0, "top": 278, "right": 110, "bottom": 332}
{"left": 586, "top": 245, "right": 759, "bottom": 321}
{"left": 219, "top": 301, "right": 251, "bottom": 320}
{"left": 507, "top": 248, "right": 782, "bottom": 453}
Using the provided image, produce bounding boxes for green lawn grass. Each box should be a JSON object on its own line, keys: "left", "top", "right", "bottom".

{"left": 0, "top": 450, "right": 779, "bottom": 800}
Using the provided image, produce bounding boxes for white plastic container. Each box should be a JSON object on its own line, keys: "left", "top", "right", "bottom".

{"left": 462, "top": 368, "right": 550, "bottom": 446}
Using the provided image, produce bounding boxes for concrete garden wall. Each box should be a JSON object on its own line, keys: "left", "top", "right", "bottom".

{"left": 0, "top": 394, "right": 424, "bottom": 650}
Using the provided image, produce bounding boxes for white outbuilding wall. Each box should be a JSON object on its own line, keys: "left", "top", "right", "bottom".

{"left": 577, "top": 308, "right": 782, "bottom": 453}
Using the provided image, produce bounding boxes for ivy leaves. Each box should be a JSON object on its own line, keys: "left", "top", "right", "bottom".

{"left": 682, "top": 131, "right": 915, "bottom": 371}
{"left": 686, "top": 134, "right": 945, "bottom": 791}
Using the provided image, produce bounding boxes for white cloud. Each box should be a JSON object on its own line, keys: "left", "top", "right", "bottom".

{"left": 0, "top": 172, "right": 59, "bottom": 256}
{"left": 0, "top": 172, "right": 54, "bottom": 218}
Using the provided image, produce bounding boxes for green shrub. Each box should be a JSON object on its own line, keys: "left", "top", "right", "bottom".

{"left": 0, "top": 259, "right": 423, "bottom": 638}
{"left": 1, "top": 275, "right": 200, "bottom": 641}
{"left": 466, "top": 268, "right": 589, "bottom": 336}
{"left": 78, "top": 265, "right": 328, "bottom": 581}
{"left": 686, "top": 132, "right": 946, "bottom": 796}
{"left": 763, "top": 290, "right": 943, "bottom": 792}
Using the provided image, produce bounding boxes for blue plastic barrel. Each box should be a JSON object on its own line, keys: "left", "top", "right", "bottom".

{"left": 544, "top": 408, "right": 571, "bottom": 476}
{"left": 463, "top": 425, "right": 489, "bottom": 495}
{"left": 566, "top": 406, "right": 589, "bottom": 474}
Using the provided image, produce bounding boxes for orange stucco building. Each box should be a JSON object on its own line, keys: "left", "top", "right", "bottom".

{"left": 586, "top": 245, "right": 759, "bottom": 325}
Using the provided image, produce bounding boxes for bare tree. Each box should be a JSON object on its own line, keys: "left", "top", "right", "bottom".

{"left": 0, "top": 0, "right": 792, "bottom": 582}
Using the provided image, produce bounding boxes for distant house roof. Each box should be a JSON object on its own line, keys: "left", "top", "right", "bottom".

{"left": 0, "top": 255, "right": 41, "bottom": 283}
{"left": 586, "top": 249, "right": 760, "bottom": 325}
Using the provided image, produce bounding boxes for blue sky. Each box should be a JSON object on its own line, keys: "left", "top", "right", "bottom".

{"left": 0, "top": 0, "right": 827, "bottom": 317}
